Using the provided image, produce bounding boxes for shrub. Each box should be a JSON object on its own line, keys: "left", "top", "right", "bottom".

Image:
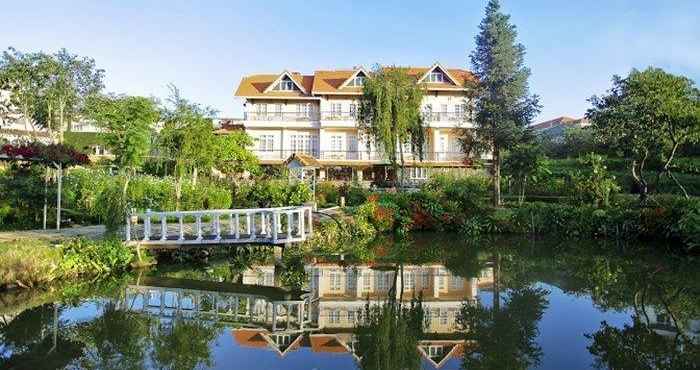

{"left": 59, "top": 238, "right": 134, "bottom": 276}
{"left": 570, "top": 154, "right": 621, "bottom": 207}
{"left": 0, "top": 240, "right": 62, "bottom": 288}
{"left": 316, "top": 181, "right": 340, "bottom": 207}
{"left": 422, "top": 173, "right": 490, "bottom": 210}
{"left": 232, "top": 180, "right": 312, "bottom": 208}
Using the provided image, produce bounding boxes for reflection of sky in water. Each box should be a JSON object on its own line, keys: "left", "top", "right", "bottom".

{"left": 2, "top": 241, "right": 697, "bottom": 370}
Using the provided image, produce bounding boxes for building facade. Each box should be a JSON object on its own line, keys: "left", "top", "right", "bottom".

{"left": 233, "top": 63, "right": 477, "bottom": 183}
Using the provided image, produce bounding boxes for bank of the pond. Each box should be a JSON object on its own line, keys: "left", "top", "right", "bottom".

{"left": 316, "top": 176, "right": 700, "bottom": 254}
{"left": 0, "top": 237, "right": 137, "bottom": 290}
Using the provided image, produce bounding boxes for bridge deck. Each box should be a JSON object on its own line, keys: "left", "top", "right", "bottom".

{"left": 125, "top": 206, "right": 313, "bottom": 247}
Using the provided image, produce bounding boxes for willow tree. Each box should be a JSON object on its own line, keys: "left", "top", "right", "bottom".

{"left": 359, "top": 66, "right": 425, "bottom": 187}
{"left": 468, "top": 0, "right": 541, "bottom": 206}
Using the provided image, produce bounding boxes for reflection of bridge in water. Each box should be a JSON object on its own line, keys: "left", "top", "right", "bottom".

{"left": 122, "top": 276, "right": 312, "bottom": 332}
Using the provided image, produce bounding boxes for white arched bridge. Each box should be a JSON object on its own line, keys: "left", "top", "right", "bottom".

{"left": 125, "top": 206, "right": 313, "bottom": 247}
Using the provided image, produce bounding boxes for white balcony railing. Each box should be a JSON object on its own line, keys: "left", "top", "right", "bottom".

{"left": 251, "top": 149, "right": 467, "bottom": 162}
{"left": 422, "top": 112, "right": 469, "bottom": 122}
{"left": 244, "top": 112, "right": 320, "bottom": 122}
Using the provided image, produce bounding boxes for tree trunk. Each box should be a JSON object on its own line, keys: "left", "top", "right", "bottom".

{"left": 55, "top": 163, "right": 62, "bottom": 230}
{"left": 192, "top": 167, "right": 198, "bottom": 185}
{"left": 660, "top": 142, "right": 689, "bottom": 199}
{"left": 631, "top": 159, "right": 648, "bottom": 203}
{"left": 519, "top": 178, "right": 526, "bottom": 205}
{"left": 492, "top": 145, "right": 501, "bottom": 207}
{"left": 43, "top": 166, "right": 49, "bottom": 230}
{"left": 58, "top": 101, "right": 65, "bottom": 144}
{"left": 492, "top": 252, "right": 501, "bottom": 312}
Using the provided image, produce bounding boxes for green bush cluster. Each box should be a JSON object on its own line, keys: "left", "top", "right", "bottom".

{"left": 316, "top": 181, "right": 370, "bottom": 208}
{"left": 0, "top": 164, "right": 55, "bottom": 230}
{"left": 231, "top": 179, "right": 311, "bottom": 208}
{"left": 0, "top": 237, "right": 135, "bottom": 289}
{"left": 63, "top": 168, "right": 233, "bottom": 229}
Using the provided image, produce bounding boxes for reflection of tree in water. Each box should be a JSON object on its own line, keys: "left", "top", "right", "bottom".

{"left": 458, "top": 286, "right": 549, "bottom": 370}
{"left": 354, "top": 258, "right": 425, "bottom": 370}
{"left": 151, "top": 318, "right": 220, "bottom": 370}
{"left": 0, "top": 303, "right": 84, "bottom": 369}
{"left": 587, "top": 318, "right": 700, "bottom": 370}
{"left": 70, "top": 303, "right": 152, "bottom": 370}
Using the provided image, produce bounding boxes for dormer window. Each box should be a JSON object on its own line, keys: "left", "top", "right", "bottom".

{"left": 274, "top": 76, "right": 297, "bottom": 91}
{"left": 348, "top": 75, "right": 365, "bottom": 87}
{"left": 427, "top": 71, "right": 444, "bottom": 83}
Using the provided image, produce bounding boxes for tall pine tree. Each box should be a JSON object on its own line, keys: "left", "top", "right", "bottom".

{"left": 469, "top": 0, "right": 540, "bottom": 206}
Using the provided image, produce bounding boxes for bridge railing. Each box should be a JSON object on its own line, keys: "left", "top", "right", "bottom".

{"left": 125, "top": 206, "right": 313, "bottom": 245}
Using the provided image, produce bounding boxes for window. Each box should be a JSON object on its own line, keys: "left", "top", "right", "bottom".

{"left": 377, "top": 271, "right": 392, "bottom": 291}
{"left": 297, "top": 103, "right": 311, "bottom": 117}
{"left": 274, "top": 104, "right": 283, "bottom": 116}
{"left": 258, "top": 135, "right": 274, "bottom": 151}
{"left": 362, "top": 272, "right": 371, "bottom": 291}
{"left": 329, "top": 310, "right": 341, "bottom": 324}
{"left": 403, "top": 271, "right": 414, "bottom": 290}
{"left": 347, "top": 270, "right": 357, "bottom": 290}
{"left": 455, "top": 104, "right": 467, "bottom": 115}
{"left": 422, "top": 270, "right": 430, "bottom": 287}
{"left": 274, "top": 76, "right": 297, "bottom": 91}
{"left": 428, "top": 345, "right": 444, "bottom": 357}
{"left": 255, "top": 104, "right": 267, "bottom": 115}
{"left": 274, "top": 334, "right": 292, "bottom": 346}
{"left": 349, "top": 103, "right": 358, "bottom": 117}
{"left": 427, "top": 71, "right": 444, "bottom": 83}
{"left": 330, "top": 135, "right": 343, "bottom": 151}
{"left": 348, "top": 75, "right": 366, "bottom": 87}
{"left": 331, "top": 103, "right": 342, "bottom": 115}
{"left": 450, "top": 275, "right": 463, "bottom": 289}
{"left": 439, "top": 309, "right": 448, "bottom": 325}
{"left": 347, "top": 310, "right": 355, "bottom": 322}
{"left": 330, "top": 271, "right": 342, "bottom": 291}
{"left": 438, "top": 268, "right": 446, "bottom": 290}
{"left": 405, "top": 167, "right": 428, "bottom": 180}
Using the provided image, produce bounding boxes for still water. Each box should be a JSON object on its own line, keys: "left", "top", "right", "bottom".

{"left": 1, "top": 234, "right": 698, "bottom": 370}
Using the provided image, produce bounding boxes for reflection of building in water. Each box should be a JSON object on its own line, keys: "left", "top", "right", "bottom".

{"left": 124, "top": 263, "right": 493, "bottom": 369}
{"left": 242, "top": 265, "right": 276, "bottom": 287}
{"left": 307, "top": 263, "right": 493, "bottom": 334}
{"left": 644, "top": 307, "right": 700, "bottom": 344}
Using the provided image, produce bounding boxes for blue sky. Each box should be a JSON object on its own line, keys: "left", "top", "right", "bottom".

{"left": 3, "top": 0, "right": 699, "bottom": 122}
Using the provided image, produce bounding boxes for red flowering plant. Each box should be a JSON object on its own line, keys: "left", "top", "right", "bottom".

{"left": 0, "top": 143, "right": 90, "bottom": 167}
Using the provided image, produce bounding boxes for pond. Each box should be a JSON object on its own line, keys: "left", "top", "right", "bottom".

{"left": 1, "top": 234, "right": 698, "bottom": 369}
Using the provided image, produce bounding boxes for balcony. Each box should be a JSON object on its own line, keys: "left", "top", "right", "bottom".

{"left": 250, "top": 149, "right": 467, "bottom": 163}
{"left": 243, "top": 112, "right": 320, "bottom": 122}
{"left": 422, "top": 112, "right": 468, "bottom": 123}
{"left": 320, "top": 111, "right": 359, "bottom": 121}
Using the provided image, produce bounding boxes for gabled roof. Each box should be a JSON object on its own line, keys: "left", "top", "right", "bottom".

{"left": 530, "top": 116, "right": 589, "bottom": 131}
{"left": 417, "top": 340, "right": 465, "bottom": 369}
{"left": 339, "top": 67, "right": 370, "bottom": 89}
{"left": 312, "top": 70, "right": 363, "bottom": 95}
{"left": 284, "top": 152, "right": 321, "bottom": 168}
{"left": 416, "top": 62, "right": 459, "bottom": 86}
{"left": 232, "top": 329, "right": 304, "bottom": 357}
{"left": 235, "top": 65, "right": 476, "bottom": 98}
{"left": 263, "top": 70, "right": 309, "bottom": 94}
{"left": 235, "top": 71, "right": 315, "bottom": 98}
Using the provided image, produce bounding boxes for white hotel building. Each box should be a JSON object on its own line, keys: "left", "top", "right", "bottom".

{"left": 232, "top": 63, "right": 477, "bottom": 182}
